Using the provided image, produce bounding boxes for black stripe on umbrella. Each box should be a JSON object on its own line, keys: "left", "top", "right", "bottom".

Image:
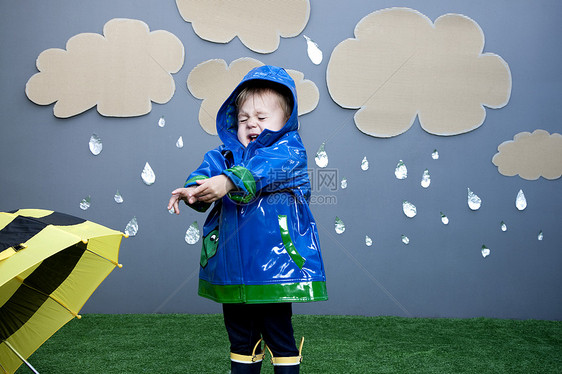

{"left": 0, "top": 242, "right": 86, "bottom": 341}
{"left": 0, "top": 217, "right": 48, "bottom": 252}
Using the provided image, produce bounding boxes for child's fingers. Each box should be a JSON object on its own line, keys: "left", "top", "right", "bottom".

{"left": 171, "top": 188, "right": 186, "bottom": 195}
{"left": 167, "top": 194, "right": 179, "bottom": 210}
{"left": 197, "top": 195, "right": 212, "bottom": 203}
{"left": 197, "top": 189, "right": 221, "bottom": 203}
{"left": 192, "top": 183, "right": 207, "bottom": 197}
{"left": 193, "top": 185, "right": 211, "bottom": 200}
{"left": 167, "top": 195, "right": 180, "bottom": 214}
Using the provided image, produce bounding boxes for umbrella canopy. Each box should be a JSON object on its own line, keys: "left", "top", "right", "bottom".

{"left": 0, "top": 209, "right": 125, "bottom": 374}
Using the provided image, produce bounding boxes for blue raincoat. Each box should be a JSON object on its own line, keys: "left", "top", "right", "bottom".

{"left": 184, "top": 65, "right": 327, "bottom": 304}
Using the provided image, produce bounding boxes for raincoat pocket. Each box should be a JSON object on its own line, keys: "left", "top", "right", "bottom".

{"left": 200, "top": 227, "right": 219, "bottom": 268}
{"left": 277, "top": 215, "right": 305, "bottom": 269}
{"left": 200, "top": 203, "right": 221, "bottom": 268}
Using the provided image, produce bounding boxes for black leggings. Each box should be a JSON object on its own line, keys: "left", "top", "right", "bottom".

{"left": 223, "top": 303, "right": 299, "bottom": 357}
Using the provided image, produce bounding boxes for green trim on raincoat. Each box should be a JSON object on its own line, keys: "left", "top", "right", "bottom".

{"left": 278, "top": 215, "right": 305, "bottom": 269}
{"left": 198, "top": 279, "right": 328, "bottom": 304}
{"left": 184, "top": 175, "right": 208, "bottom": 187}
{"left": 224, "top": 166, "right": 257, "bottom": 203}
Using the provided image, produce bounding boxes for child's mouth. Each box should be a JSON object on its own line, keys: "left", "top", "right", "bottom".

{"left": 248, "top": 134, "right": 259, "bottom": 143}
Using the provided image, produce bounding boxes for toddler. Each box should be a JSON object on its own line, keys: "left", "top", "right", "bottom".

{"left": 168, "top": 65, "right": 327, "bottom": 374}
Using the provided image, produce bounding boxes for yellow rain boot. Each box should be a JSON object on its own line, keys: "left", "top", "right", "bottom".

{"left": 266, "top": 337, "right": 304, "bottom": 374}
{"left": 230, "top": 338, "right": 265, "bottom": 374}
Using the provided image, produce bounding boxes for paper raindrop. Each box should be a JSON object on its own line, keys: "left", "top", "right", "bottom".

{"left": 395, "top": 160, "right": 407, "bottom": 179}
{"left": 538, "top": 230, "right": 543, "bottom": 241}
{"left": 114, "top": 190, "right": 123, "bottom": 204}
{"left": 303, "top": 35, "right": 323, "bottom": 65}
{"left": 315, "top": 143, "right": 328, "bottom": 168}
{"left": 402, "top": 201, "right": 417, "bottom": 218}
{"left": 467, "top": 188, "right": 481, "bottom": 210}
{"left": 89, "top": 134, "right": 102, "bottom": 155}
{"left": 185, "top": 221, "right": 200, "bottom": 244}
{"left": 440, "top": 212, "right": 449, "bottom": 225}
{"left": 361, "top": 157, "right": 369, "bottom": 171}
{"left": 79, "top": 195, "right": 91, "bottom": 210}
{"left": 125, "top": 216, "right": 138, "bottom": 237}
{"left": 142, "top": 162, "right": 156, "bottom": 185}
{"left": 341, "top": 178, "right": 348, "bottom": 189}
{"left": 481, "top": 245, "right": 490, "bottom": 258}
{"left": 421, "top": 169, "right": 431, "bottom": 188}
{"left": 365, "top": 235, "right": 373, "bottom": 246}
{"left": 432, "top": 149, "right": 439, "bottom": 160}
{"left": 176, "top": 136, "right": 184, "bottom": 148}
{"left": 335, "top": 217, "right": 345, "bottom": 234}
{"left": 500, "top": 221, "right": 507, "bottom": 232}
{"left": 401, "top": 235, "right": 410, "bottom": 245}
{"left": 516, "top": 189, "right": 527, "bottom": 211}
{"left": 158, "top": 116, "right": 166, "bottom": 127}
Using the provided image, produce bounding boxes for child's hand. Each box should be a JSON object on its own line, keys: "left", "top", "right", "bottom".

{"left": 192, "top": 175, "right": 235, "bottom": 203}
{"left": 167, "top": 186, "right": 197, "bottom": 215}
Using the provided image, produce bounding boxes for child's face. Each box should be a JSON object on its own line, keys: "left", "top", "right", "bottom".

{"left": 237, "top": 91, "right": 288, "bottom": 147}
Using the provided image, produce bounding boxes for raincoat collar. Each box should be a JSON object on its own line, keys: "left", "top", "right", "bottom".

{"left": 216, "top": 65, "right": 298, "bottom": 151}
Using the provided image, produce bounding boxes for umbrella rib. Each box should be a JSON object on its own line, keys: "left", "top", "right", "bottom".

{"left": 84, "top": 247, "right": 123, "bottom": 268}
{"left": 48, "top": 226, "right": 123, "bottom": 268}
{"left": 15, "top": 277, "right": 81, "bottom": 319}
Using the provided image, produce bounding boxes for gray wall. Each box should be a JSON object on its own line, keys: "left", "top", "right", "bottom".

{"left": 1, "top": 0, "right": 560, "bottom": 320}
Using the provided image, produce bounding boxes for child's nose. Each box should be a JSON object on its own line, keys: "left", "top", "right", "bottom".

{"left": 247, "top": 118, "right": 258, "bottom": 128}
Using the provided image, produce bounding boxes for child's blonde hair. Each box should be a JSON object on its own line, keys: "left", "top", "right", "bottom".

{"left": 235, "top": 81, "right": 293, "bottom": 120}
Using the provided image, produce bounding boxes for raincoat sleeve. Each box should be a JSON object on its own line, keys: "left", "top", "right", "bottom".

{"left": 184, "top": 146, "right": 228, "bottom": 212}
{"left": 222, "top": 132, "right": 308, "bottom": 204}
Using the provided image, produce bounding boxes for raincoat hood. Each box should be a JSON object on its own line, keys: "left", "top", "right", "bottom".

{"left": 216, "top": 65, "right": 298, "bottom": 150}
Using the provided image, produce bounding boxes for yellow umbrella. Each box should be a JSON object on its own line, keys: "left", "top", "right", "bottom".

{"left": 0, "top": 209, "right": 126, "bottom": 374}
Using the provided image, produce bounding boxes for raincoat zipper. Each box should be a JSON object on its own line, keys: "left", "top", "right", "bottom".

{"left": 235, "top": 142, "right": 254, "bottom": 303}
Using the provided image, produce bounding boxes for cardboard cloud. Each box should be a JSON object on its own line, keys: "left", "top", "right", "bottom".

{"left": 187, "top": 58, "right": 319, "bottom": 135}
{"left": 327, "top": 7, "right": 512, "bottom": 137}
{"left": 176, "top": 0, "right": 309, "bottom": 54}
{"left": 492, "top": 130, "right": 562, "bottom": 180}
{"left": 25, "top": 18, "right": 185, "bottom": 118}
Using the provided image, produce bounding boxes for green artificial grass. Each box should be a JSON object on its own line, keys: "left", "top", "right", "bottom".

{"left": 15, "top": 314, "right": 561, "bottom": 374}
